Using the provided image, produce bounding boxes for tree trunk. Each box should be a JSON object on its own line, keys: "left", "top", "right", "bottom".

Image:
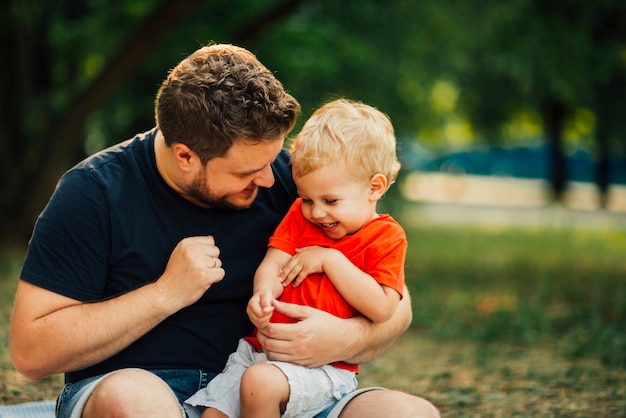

{"left": 2, "top": 0, "right": 205, "bottom": 244}
{"left": 594, "top": 113, "right": 611, "bottom": 209}
{"left": 593, "top": 71, "right": 624, "bottom": 210}
{"left": 2, "top": 0, "right": 307, "bottom": 245}
{"left": 541, "top": 98, "right": 568, "bottom": 204}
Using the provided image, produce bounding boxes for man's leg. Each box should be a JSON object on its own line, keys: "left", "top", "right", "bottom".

{"left": 337, "top": 389, "right": 440, "bottom": 418}
{"left": 80, "top": 369, "right": 184, "bottom": 418}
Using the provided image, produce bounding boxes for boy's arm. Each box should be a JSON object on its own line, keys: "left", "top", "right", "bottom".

{"left": 256, "top": 285, "right": 412, "bottom": 367}
{"left": 247, "top": 247, "right": 292, "bottom": 329}
{"left": 281, "top": 246, "right": 401, "bottom": 323}
{"left": 253, "top": 247, "right": 292, "bottom": 296}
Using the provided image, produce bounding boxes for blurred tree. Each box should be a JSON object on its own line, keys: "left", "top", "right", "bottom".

{"left": 0, "top": 0, "right": 304, "bottom": 244}
{"left": 250, "top": 0, "right": 626, "bottom": 204}
{"left": 0, "top": 0, "right": 206, "bottom": 243}
{"left": 1, "top": 0, "right": 624, "bottom": 245}
{"left": 424, "top": 0, "right": 626, "bottom": 204}
{"left": 588, "top": 4, "right": 626, "bottom": 207}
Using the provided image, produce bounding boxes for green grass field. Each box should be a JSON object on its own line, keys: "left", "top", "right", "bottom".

{"left": 360, "top": 221, "right": 626, "bottom": 416}
{"left": 1, "top": 220, "right": 625, "bottom": 415}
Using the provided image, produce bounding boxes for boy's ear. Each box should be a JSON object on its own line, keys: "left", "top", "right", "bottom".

{"left": 369, "top": 174, "right": 388, "bottom": 200}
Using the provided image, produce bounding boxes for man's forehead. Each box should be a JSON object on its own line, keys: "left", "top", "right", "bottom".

{"left": 213, "top": 139, "right": 284, "bottom": 173}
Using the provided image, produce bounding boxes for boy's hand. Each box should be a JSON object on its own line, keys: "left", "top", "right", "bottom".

{"left": 247, "top": 289, "right": 275, "bottom": 329}
{"left": 280, "top": 246, "right": 331, "bottom": 287}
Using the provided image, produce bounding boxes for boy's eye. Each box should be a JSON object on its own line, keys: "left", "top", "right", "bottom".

{"left": 324, "top": 199, "right": 338, "bottom": 205}
{"left": 302, "top": 198, "right": 313, "bottom": 204}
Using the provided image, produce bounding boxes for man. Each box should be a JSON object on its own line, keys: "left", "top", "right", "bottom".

{"left": 10, "top": 44, "right": 439, "bottom": 418}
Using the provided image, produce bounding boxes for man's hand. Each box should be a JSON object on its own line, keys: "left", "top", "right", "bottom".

{"left": 255, "top": 285, "right": 413, "bottom": 368}
{"left": 10, "top": 235, "right": 226, "bottom": 380}
{"left": 157, "top": 236, "right": 225, "bottom": 310}
{"left": 255, "top": 300, "right": 353, "bottom": 368}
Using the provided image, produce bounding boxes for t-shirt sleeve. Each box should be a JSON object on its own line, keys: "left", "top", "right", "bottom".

{"left": 20, "top": 168, "right": 111, "bottom": 301}
{"left": 364, "top": 221, "right": 407, "bottom": 298}
{"left": 266, "top": 199, "right": 304, "bottom": 256}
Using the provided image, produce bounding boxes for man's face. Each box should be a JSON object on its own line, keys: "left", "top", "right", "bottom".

{"left": 183, "top": 139, "right": 284, "bottom": 209}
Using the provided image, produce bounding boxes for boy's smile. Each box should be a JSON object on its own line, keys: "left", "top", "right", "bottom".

{"left": 294, "top": 163, "right": 381, "bottom": 240}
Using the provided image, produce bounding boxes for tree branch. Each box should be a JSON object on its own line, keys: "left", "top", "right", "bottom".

{"left": 232, "top": 0, "right": 306, "bottom": 43}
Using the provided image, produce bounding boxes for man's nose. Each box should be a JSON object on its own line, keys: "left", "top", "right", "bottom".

{"left": 253, "top": 165, "right": 275, "bottom": 188}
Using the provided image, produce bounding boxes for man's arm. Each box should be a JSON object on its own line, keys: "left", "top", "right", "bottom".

{"left": 10, "top": 236, "right": 224, "bottom": 380}
{"left": 255, "top": 284, "right": 412, "bottom": 367}
{"left": 280, "top": 246, "right": 401, "bottom": 323}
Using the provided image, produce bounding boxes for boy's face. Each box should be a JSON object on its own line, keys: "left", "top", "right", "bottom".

{"left": 294, "top": 162, "right": 379, "bottom": 240}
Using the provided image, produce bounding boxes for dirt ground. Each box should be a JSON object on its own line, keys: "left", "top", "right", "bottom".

{"left": 359, "top": 330, "right": 626, "bottom": 417}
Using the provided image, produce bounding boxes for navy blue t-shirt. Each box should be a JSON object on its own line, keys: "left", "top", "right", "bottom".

{"left": 21, "top": 128, "right": 297, "bottom": 383}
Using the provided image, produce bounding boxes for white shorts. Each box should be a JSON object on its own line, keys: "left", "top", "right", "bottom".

{"left": 184, "top": 339, "right": 358, "bottom": 418}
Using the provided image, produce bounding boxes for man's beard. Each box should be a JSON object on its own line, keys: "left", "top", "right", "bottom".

{"left": 186, "top": 173, "right": 255, "bottom": 210}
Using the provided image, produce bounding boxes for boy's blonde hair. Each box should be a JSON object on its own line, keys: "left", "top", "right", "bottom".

{"left": 290, "top": 99, "right": 401, "bottom": 188}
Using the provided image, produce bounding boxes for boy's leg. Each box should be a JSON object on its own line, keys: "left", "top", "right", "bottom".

{"left": 200, "top": 407, "right": 228, "bottom": 418}
{"left": 240, "top": 363, "right": 290, "bottom": 418}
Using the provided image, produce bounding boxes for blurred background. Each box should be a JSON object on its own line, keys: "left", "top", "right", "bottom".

{"left": 1, "top": 1, "right": 626, "bottom": 413}
{"left": 1, "top": 0, "right": 625, "bottom": 243}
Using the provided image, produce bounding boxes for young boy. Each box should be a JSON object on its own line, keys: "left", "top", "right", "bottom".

{"left": 185, "top": 99, "right": 407, "bottom": 418}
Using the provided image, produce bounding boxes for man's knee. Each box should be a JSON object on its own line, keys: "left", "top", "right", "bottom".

{"left": 339, "top": 389, "right": 440, "bottom": 418}
{"left": 83, "top": 369, "right": 182, "bottom": 418}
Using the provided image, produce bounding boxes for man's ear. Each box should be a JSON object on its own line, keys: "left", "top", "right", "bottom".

{"left": 172, "top": 143, "right": 195, "bottom": 172}
{"left": 369, "top": 174, "right": 388, "bottom": 200}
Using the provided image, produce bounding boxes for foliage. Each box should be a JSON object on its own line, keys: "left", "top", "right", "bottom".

{"left": 1, "top": 0, "right": 625, "bottom": 241}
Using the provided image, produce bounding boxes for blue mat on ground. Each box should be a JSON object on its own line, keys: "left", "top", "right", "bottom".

{"left": 0, "top": 401, "right": 55, "bottom": 418}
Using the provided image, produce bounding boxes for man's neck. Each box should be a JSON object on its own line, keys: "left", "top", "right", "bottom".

{"left": 154, "top": 130, "right": 184, "bottom": 195}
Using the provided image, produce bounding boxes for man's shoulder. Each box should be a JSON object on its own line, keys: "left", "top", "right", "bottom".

{"left": 76, "top": 128, "right": 156, "bottom": 172}
{"left": 272, "top": 148, "right": 292, "bottom": 173}
{"left": 268, "top": 148, "right": 296, "bottom": 193}
{"left": 255, "top": 149, "right": 296, "bottom": 215}
{"left": 51, "top": 129, "right": 157, "bottom": 206}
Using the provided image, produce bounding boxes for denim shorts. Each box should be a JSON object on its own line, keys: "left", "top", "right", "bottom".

{"left": 56, "top": 368, "right": 216, "bottom": 418}
{"left": 55, "top": 367, "right": 382, "bottom": 418}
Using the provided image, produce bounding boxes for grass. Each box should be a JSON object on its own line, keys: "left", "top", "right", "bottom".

{"left": 358, "top": 219, "right": 626, "bottom": 416}
{"left": 1, "top": 219, "right": 625, "bottom": 415}
{"left": 0, "top": 250, "right": 65, "bottom": 403}
{"left": 403, "top": 224, "right": 626, "bottom": 368}
{"left": 359, "top": 331, "right": 626, "bottom": 417}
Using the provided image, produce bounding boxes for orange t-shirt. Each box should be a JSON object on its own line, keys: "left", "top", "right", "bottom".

{"left": 246, "top": 198, "right": 407, "bottom": 372}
